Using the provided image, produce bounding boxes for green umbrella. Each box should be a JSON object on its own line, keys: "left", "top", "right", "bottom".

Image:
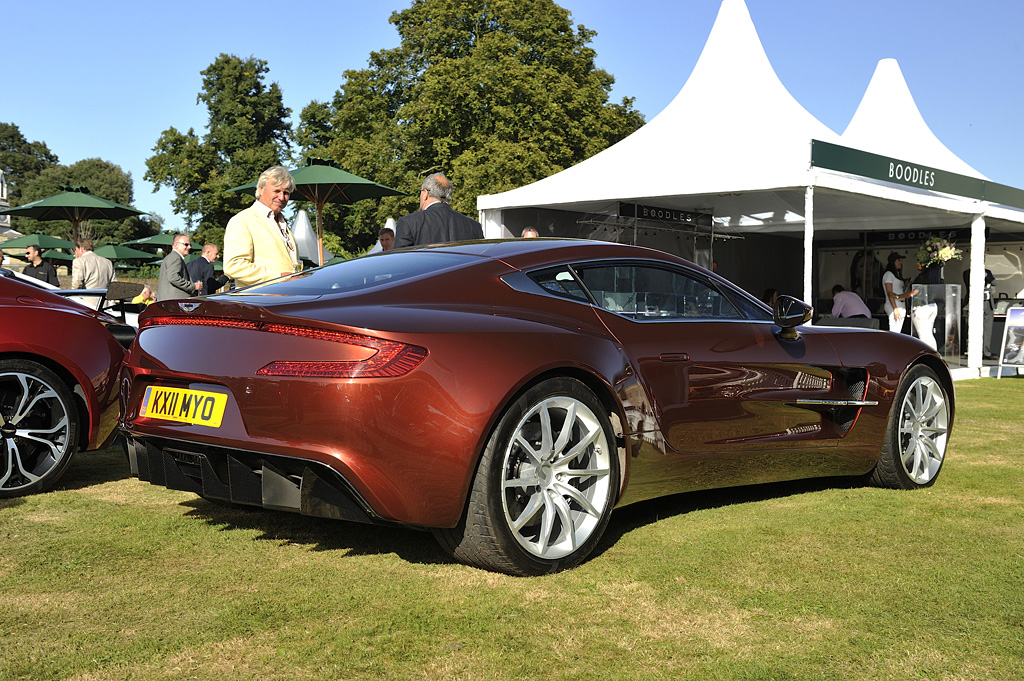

{"left": 122, "top": 231, "right": 178, "bottom": 248}
{"left": 41, "top": 249, "right": 74, "bottom": 261}
{"left": 0, "top": 232, "right": 75, "bottom": 250}
{"left": 94, "top": 244, "right": 159, "bottom": 261}
{"left": 0, "top": 185, "right": 147, "bottom": 242}
{"left": 228, "top": 158, "right": 406, "bottom": 266}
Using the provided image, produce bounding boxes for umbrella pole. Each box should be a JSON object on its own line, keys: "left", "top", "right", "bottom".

{"left": 316, "top": 201, "right": 324, "bottom": 267}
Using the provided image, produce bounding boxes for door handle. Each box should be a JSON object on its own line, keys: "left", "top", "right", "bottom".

{"left": 659, "top": 352, "right": 690, "bottom": 362}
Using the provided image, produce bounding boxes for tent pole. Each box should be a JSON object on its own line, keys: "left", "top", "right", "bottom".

{"left": 803, "top": 186, "right": 814, "bottom": 305}
{"left": 966, "top": 214, "right": 986, "bottom": 370}
{"left": 861, "top": 232, "right": 868, "bottom": 297}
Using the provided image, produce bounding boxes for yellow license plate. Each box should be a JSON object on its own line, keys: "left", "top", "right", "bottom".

{"left": 140, "top": 386, "right": 228, "bottom": 428}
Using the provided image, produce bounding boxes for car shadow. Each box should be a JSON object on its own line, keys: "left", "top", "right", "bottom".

{"left": 593, "top": 476, "right": 863, "bottom": 559}
{"left": 56, "top": 440, "right": 133, "bottom": 492}
{"left": 176, "top": 476, "right": 863, "bottom": 572}
{"left": 181, "top": 499, "right": 451, "bottom": 567}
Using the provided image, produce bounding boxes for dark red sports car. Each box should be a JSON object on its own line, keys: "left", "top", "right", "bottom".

{"left": 119, "top": 240, "right": 953, "bottom": 575}
{"left": 1, "top": 271, "right": 134, "bottom": 497}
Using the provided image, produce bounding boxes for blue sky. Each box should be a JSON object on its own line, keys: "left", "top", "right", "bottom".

{"left": 5, "top": 0, "right": 1022, "bottom": 234}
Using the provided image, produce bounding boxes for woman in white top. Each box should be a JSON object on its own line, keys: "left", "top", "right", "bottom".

{"left": 882, "top": 252, "right": 919, "bottom": 333}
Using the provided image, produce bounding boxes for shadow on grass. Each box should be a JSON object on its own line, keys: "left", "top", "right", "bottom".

{"left": 55, "top": 439, "right": 133, "bottom": 492}
{"left": 172, "top": 474, "right": 862, "bottom": 571}
{"left": 180, "top": 498, "right": 451, "bottom": 567}
{"left": 594, "top": 476, "right": 863, "bottom": 559}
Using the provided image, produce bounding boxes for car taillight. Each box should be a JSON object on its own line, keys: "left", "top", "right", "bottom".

{"left": 140, "top": 316, "right": 427, "bottom": 378}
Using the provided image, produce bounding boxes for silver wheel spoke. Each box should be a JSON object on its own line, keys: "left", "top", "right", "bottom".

{"left": 510, "top": 493, "right": 545, "bottom": 532}
{"left": 550, "top": 400, "right": 576, "bottom": 456}
{"left": 553, "top": 479, "right": 600, "bottom": 518}
{"left": 11, "top": 441, "right": 42, "bottom": 483}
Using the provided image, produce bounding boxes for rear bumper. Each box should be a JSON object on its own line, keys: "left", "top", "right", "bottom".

{"left": 124, "top": 434, "right": 380, "bottom": 525}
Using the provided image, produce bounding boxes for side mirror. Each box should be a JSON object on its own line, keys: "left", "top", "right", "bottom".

{"left": 773, "top": 295, "right": 812, "bottom": 341}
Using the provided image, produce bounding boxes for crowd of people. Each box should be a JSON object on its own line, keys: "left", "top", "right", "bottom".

{"left": 12, "top": 165, "right": 485, "bottom": 303}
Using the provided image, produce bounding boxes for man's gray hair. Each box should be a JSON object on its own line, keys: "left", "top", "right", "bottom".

{"left": 256, "top": 165, "right": 296, "bottom": 197}
{"left": 421, "top": 173, "right": 453, "bottom": 203}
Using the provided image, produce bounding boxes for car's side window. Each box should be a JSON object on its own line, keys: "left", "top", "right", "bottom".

{"left": 575, "top": 264, "right": 743, "bottom": 320}
{"left": 528, "top": 266, "right": 591, "bottom": 303}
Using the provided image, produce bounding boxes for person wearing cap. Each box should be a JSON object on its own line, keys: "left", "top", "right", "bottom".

{"left": 882, "top": 252, "right": 919, "bottom": 333}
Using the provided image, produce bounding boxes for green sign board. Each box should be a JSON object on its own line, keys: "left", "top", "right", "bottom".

{"left": 810, "top": 140, "right": 1024, "bottom": 210}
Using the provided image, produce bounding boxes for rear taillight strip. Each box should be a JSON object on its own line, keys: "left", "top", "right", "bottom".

{"left": 140, "top": 316, "right": 427, "bottom": 378}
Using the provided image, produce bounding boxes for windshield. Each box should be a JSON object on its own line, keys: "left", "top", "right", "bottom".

{"left": 225, "top": 251, "right": 478, "bottom": 297}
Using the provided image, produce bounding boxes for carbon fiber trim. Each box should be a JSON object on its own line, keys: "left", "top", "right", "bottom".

{"left": 124, "top": 434, "right": 378, "bottom": 525}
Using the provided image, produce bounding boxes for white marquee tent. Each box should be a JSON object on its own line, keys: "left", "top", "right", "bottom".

{"left": 476, "top": 0, "right": 1024, "bottom": 373}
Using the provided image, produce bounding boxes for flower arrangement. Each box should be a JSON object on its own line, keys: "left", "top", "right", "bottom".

{"left": 917, "top": 234, "right": 963, "bottom": 268}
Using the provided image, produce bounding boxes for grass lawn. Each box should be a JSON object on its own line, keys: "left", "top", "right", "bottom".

{"left": 1, "top": 378, "right": 1022, "bottom": 680}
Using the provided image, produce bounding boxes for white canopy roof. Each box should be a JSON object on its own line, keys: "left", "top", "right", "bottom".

{"left": 477, "top": 0, "right": 838, "bottom": 217}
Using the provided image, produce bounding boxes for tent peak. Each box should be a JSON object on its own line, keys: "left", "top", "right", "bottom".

{"left": 841, "top": 58, "right": 986, "bottom": 179}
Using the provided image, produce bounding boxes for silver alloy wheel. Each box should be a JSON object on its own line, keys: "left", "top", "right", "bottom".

{"left": 0, "top": 369, "right": 74, "bottom": 495}
{"left": 500, "top": 395, "right": 613, "bottom": 560}
{"left": 895, "top": 373, "right": 949, "bottom": 485}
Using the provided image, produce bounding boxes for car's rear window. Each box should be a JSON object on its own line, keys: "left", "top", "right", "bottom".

{"left": 226, "top": 251, "right": 476, "bottom": 296}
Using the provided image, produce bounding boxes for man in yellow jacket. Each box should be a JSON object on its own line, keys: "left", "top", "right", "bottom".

{"left": 224, "top": 166, "right": 300, "bottom": 288}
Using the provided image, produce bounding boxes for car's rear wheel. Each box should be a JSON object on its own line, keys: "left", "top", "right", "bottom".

{"left": 869, "top": 364, "right": 950, "bottom": 489}
{"left": 0, "top": 359, "right": 80, "bottom": 497}
{"left": 435, "top": 378, "right": 618, "bottom": 575}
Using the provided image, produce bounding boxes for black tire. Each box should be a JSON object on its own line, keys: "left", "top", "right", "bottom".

{"left": 869, "top": 364, "right": 951, "bottom": 489}
{"left": 0, "top": 359, "right": 80, "bottom": 497}
{"left": 435, "top": 378, "right": 619, "bottom": 576}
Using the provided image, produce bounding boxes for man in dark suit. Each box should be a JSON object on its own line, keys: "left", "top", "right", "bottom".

{"left": 187, "top": 243, "right": 229, "bottom": 295}
{"left": 394, "top": 173, "right": 483, "bottom": 248}
{"left": 157, "top": 234, "right": 202, "bottom": 301}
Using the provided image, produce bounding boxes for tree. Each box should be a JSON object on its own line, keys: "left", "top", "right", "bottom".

{"left": 17, "top": 158, "right": 158, "bottom": 244}
{"left": 0, "top": 122, "right": 59, "bottom": 204}
{"left": 145, "top": 54, "right": 292, "bottom": 248}
{"left": 296, "top": 0, "right": 645, "bottom": 252}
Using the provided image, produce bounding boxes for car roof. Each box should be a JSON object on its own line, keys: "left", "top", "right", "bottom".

{"left": 407, "top": 238, "right": 701, "bottom": 273}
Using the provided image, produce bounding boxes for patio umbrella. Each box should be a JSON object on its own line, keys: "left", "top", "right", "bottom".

{"left": 41, "top": 249, "right": 74, "bottom": 261}
{"left": 0, "top": 185, "right": 147, "bottom": 242}
{"left": 0, "top": 232, "right": 75, "bottom": 251}
{"left": 229, "top": 158, "right": 406, "bottom": 266}
{"left": 122, "top": 231, "right": 178, "bottom": 248}
{"left": 94, "top": 244, "right": 159, "bottom": 261}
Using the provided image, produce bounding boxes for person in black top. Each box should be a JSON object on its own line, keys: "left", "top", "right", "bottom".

{"left": 186, "top": 243, "right": 230, "bottom": 295}
{"left": 23, "top": 245, "right": 59, "bottom": 286}
{"left": 394, "top": 173, "right": 483, "bottom": 248}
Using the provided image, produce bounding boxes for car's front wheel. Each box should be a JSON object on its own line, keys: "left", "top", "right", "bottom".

{"left": 869, "top": 364, "right": 951, "bottom": 489}
{"left": 0, "top": 359, "right": 80, "bottom": 497}
{"left": 435, "top": 378, "right": 619, "bottom": 575}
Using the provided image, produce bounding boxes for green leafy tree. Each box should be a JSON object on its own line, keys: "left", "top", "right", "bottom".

{"left": 145, "top": 54, "right": 292, "bottom": 248}
{"left": 16, "top": 158, "right": 158, "bottom": 244}
{"left": 296, "top": 0, "right": 645, "bottom": 252}
{"left": 0, "top": 122, "right": 59, "bottom": 204}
